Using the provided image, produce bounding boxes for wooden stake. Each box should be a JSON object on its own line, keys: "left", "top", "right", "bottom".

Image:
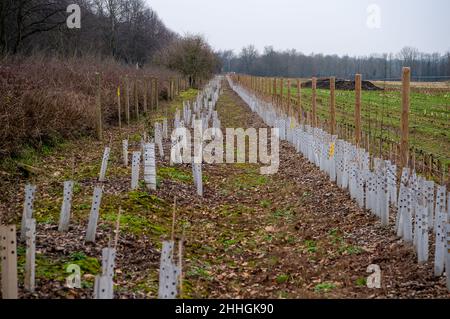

{"left": 178, "top": 234, "right": 184, "bottom": 298}
{"left": 172, "top": 79, "right": 175, "bottom": 99}
{"left": 117, "top": 85, "right": 121, "bottom": 129}
{"left": 330, "top": 77, "right": 336, "bottom": 135}
{"left": 114, "top": 208, "right": 121, "bottom": 249}
{"left": 400, "top": 67, "right": 410, "bottom": 170}
{"left": 156, "top": 79, "right": 159, "bottom": 110}
{"left": 272, "top": 78, "right": 277, "bottom": 104}
{"left": 171, "top": 197, "right": 177, "bottom": 243}
{"left": 149, "top": 77, "right": 153, "bottom": 109}
{"left": 279, "top": 78, "right": 284, "bottom": 109}
{"left": 143, "top": 77, "right": 148, "bottom": 114}
{"left": 71, "top": 153, "right": 75, "bottom": 180}
{"left": 24, "top": 218, "right": 36, "bottom": 292}
{"left": 355, "top": 74, "right": 362, "bottom": 146}
{"left": 287, "top": 79, "right": 291, "bottom": 116}
{"left": 125, "top": 76, "right": 130, "bottom": 125}
{"left": 311, "top": 77, "right": 317, "bottom": 127}
{"left": 297, "top": 79, "right": 302, "bottom": 122}
{"left": 134, "top": 78, "right": 139, "bottom": 121}
{"left": 95, "top": 72, "right": 103, "bottom": 140}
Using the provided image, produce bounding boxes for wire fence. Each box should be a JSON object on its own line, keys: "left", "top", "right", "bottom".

{"left": 236, "top": 73, "right": 450, "bottom": 186}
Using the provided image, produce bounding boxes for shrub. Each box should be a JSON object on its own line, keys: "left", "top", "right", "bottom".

{"left": 0, "top": 54, "right": 178, "bottom": 158}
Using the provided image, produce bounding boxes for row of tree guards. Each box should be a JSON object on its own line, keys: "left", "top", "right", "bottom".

{"left": 94, "top": 73, "right": 190, "bottom": 140}
{"left": 230, "top": 68, "right": 448, "bottom": 185}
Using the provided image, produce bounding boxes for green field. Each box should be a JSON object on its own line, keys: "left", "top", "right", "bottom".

{"left": 279, "top": 84, "right": 449, "bottom": 169}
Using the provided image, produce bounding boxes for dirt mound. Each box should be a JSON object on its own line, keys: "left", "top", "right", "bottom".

{"left": 301, "top": 78, "right": 383, "bottom": 91}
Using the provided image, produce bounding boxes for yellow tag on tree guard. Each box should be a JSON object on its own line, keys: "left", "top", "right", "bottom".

{"left": 117, "top": 87, "right": 121, "bottom": 97}
{"left": 328, "top": 142, "right": 335, "bottom": 158}
{"left": 290, "top": 120, "right": 295, "bottom": 129}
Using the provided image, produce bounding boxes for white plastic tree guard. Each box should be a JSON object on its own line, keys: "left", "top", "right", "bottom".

{"left": 85, "top": 186, "right": 103, "bottom": 243}
{"left": 158, "top": 241, "right": 180, "bottom": 299}
{"left": 58, "top": 181, "right": 74, "bottom": 232}
{"left": 93, "top": 247, "right": 116, "bottom": 299}
{"left": 24, "top": 218, "right": 36, "bottom": 292}
{"left": 99, "top": 146, "right": 110, "bottom": 182}
{"left": 143, "top": 143, "right": 157, "bottom": 191}
{"left": 131, "top": 151, "right": 141, "bottom": 190}
{"left": 122, "top": 140, "right": 129, "bottom": 166}
{"left": 155, "top": 123, "right": 164, "bottom": 158}
{"left": 0, "top": 225, "right": 18, "bottom": 299}
{"left": 21, "top": 184, "right": 36, "bottom": 241}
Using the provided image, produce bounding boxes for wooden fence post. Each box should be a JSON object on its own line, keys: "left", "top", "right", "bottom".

{"left": 134, "top": 77, "right": 139, "bottom": 121}
{"left": 355, "top": 74, "right": 362, "bottom": 146}
{"left": 95, "top": 72, "right": 103, "bottom": 140}
{"left": 400, "top": 67, "right": 410, "bottom": 170}
{"left": 173, "top": 78, "right": 176, "bottom": 98}
{"left": 287, "top": 79, "right": 291, "bottom": 117}
{"left": 312, "top": 77, "right": 317, "bottom": 127}
{"left": 149, "top": 77, "right": 154, "bottom": 109}
{"left": 259, "top": 77, "right": 262, "bottom": 95}
{"left": 330, "top": 77, "right": 336, "bottom": 135}
{"left": 264, "top": 77, "right": 267, "bottom": 96}
{"left": 297, "top": 79, "right": 302, "bottom": 122}
{"left": 260, "top": 77, "right": 263, "bottom": 96}
{"left": 143, "top": 77, "right": 148, "bottom": 114}
{"left": 272, "top": 78, "right": 277, "bottom": 104}
{"left": 156, "top": 78, "right": 159, "bottom": 110}
{"left": 279, "top": 78, "right": 284, "bottom": 109}
{"left": 122, "top": 139, "right": 128, "bottom": 167}
{"left": 125, "top": 76, "right": 130, "bottom": 125}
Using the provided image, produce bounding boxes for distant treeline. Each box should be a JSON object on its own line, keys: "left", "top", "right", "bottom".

{"left": 218, "top": 46, "right": 450, "bottom": 81}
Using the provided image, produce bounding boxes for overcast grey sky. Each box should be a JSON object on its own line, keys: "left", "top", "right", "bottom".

{"left": 146, "top": 0, "right": 450, "bottom": 56}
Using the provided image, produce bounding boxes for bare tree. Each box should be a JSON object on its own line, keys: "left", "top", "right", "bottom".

{"left": 0, "top": 0, "right": 176, "bottom": 64}
{"left": 0, "top": 0, "right": 69, "bottom": 54}
{"left": 154, "top": 34, "right": 220, "bottom": 87}
{"left": 239, "top": 45, "right": 258, "bottom": 74}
